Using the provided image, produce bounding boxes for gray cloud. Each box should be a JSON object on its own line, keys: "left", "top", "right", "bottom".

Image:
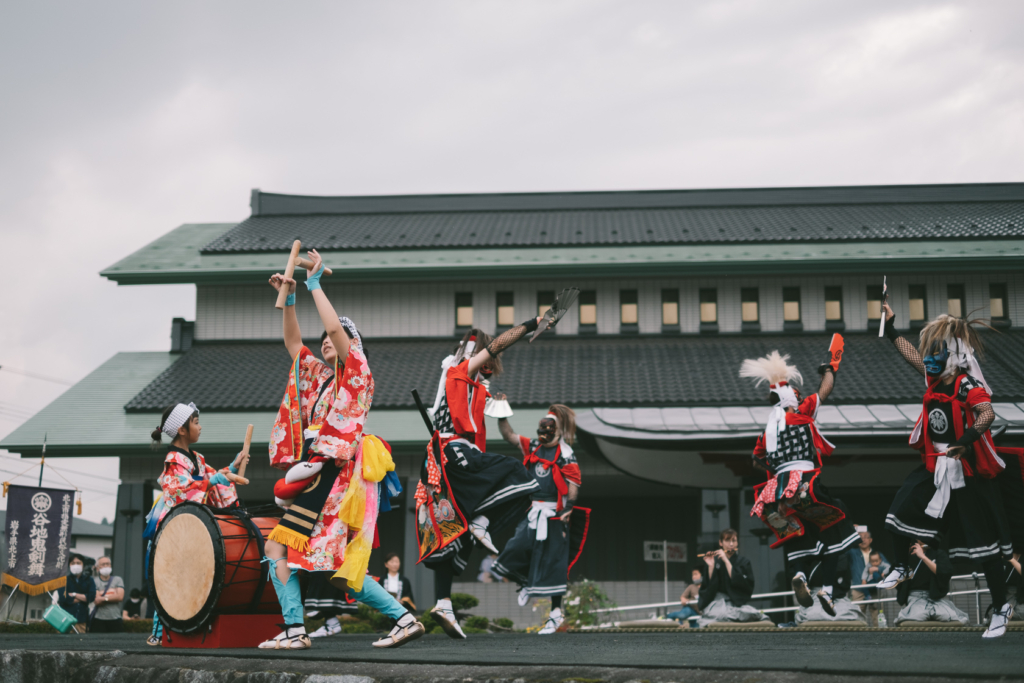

{"left": 2, "top": 1, "right": 1023, "bottom": 520}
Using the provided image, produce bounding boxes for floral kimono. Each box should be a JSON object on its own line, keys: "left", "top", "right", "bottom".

{"left": 268, "top": 345, "right": 374, "bottom": 572}
{"left": 157, "top": 447, "right": 238, "bottom": 523}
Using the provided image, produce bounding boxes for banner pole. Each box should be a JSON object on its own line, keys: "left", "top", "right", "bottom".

{"left": 663, "top": 540, "right": 668, "bottom": 603}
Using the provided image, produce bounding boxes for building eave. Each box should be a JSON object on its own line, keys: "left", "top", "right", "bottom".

{"left": 101, "top": 240, "right": 1024, "bottom": 286}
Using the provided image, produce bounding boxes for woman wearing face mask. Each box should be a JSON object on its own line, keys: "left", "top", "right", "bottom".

{"left": 877, "top": 303, "right": 1014, "bottom": 638}
{"left": 58, "top": 554, "right": 96, "bottom": 632}
{"left": 416, "top": 319, "right": 544, "bottom": 638}
{"left": 263, "top": 251, "right": 423, "bottom": 651}
{"left": 89, "top": 556, "right": 125, "bottom": 633}
{"left": 492, "top": 404, "right": 581, "bottom": 634}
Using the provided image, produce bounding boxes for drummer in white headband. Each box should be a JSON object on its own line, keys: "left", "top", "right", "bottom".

{"left": 741, "top": 350, "right": 859, "bottom": 622}
{"left": 148, "top": 402, "right": 248, "bottom": 645}
{"left": 492, "top": 403, "right": 582, "bottom": 634}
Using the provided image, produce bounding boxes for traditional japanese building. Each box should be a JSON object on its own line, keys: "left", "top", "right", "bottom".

{"left": 4, "top": 182, "right": 1024, "bottom": 613}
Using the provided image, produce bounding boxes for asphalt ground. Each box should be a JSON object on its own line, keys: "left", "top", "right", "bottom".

{"left": 3, "top": 631, "right": 1024, "bottom": 679}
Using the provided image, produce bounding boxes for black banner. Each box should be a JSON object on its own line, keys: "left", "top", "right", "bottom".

{"left": 2, "top": 484, "right": 75, "bottom": 595}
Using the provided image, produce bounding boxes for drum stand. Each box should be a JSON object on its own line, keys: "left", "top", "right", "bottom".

{"left": 162, "top": 613, "right": 283, "bottom": 649}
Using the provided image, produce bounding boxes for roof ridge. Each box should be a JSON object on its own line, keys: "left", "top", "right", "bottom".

{"left": 249, "top": 183, "right": 1024, "bottom": 217}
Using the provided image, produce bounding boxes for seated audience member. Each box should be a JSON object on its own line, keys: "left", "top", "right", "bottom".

{"left": 381, "top": 553, "right": 416, "bottom": 612}
{"left": 90, "top": 556, "right": 125, "bottom": 633}
{"left": 848, "top": 527, "right": 889, "bottom": 626}
{"left": 666, "top": 567, "right": 703, "bottom": 627}
{"left": 696, "top": 529, "right": 769, "bottom": 627}
{"left": 894, "top": 542, "right": 969, "bottom": 626}
{"left": 122, "top": 588, "right": 145, "bottom": 620}
{"left": 58, "top": 554, "right": 96, "bottom": 633}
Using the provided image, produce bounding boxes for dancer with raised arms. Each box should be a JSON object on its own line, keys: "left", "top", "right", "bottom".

{"left": 741, "top": 345, "right": 860, "bottom": 619}
{"left": 876, "top": 302, "right": 1013, "bottom": 638}
{"left": 262, "top": 250, "right": 424, "bottom": 650}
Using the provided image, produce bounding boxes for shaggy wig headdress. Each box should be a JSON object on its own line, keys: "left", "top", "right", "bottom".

{"left": 740, "top": 351, "right": 803, "bottom": 454}
{"left": 917, "top": 314, "right": 992, "bottom": 393}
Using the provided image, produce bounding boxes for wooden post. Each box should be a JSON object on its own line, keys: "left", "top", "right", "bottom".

{"left": 275, "top": 240, "right": 303, "bottom": 310}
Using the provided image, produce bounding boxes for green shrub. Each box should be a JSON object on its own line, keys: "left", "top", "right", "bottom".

{"left": 450, "top": 592, "right": 479, "bottom": 612}
{"left": 462, "top": 625, "right": 488, "bottom": 634}
{"left": 464, "top": 615, "right": 489, "bottom": 630}
{"left": 123, "top": 619, "right": 153, "bottom": 633}
{"left": 367, "top": 610, "right": 393, "bottom": 632}
{"left": 493, "top": 617, "right": 514, "bottom": 629}
{"left": 563, "top": 579, "right": 614, "bottom": 627}
{"left": 426, "top": 624, "right": 446, "bottom": 635}
{"left": 342, "top": 622, "right": 375, "bottom": 634}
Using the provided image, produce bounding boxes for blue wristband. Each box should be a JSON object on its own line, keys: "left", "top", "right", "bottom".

{"left": 209, "top": 472, "right": 230, "bottom": 487}
{"left": 285, "top": 292, "right": 296, "bottom": 307}
{"left": 229, "top": 461, "right": 238, "bottom": 474}
{"left": 304, "top": 264, "right": 325, "bottom": 292}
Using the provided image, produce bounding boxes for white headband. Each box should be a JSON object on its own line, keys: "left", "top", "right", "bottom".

{"left": 339, "top": 316, "right": 363, "bottom": 353}
{"left": 544, "top": 412, "right": 559, "bottom": 426}
{"left": 162, "top": 402, "right": 198, "bottom": 439}
{"left": 765, "top": 385, "right": 798, "bottom": 454}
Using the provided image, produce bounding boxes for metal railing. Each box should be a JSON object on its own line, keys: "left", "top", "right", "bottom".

{"left": 590, "top": 573, "right": 992, "bottom": 626}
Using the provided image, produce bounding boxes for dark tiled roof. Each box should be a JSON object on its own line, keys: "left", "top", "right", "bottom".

{"left": 124, "top": 332, "right": 1024, "bottom": 412}
{"left": 200, "top": 185, "right": 1024, "bottom": 253}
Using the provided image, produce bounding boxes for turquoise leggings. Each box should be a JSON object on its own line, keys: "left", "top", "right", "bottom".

{"left": 265, "top": 558, "right": 406, "bottom": 626}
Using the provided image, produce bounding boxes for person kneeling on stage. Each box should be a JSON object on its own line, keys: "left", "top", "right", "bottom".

{"left": 262, "top": 252, "right": 424, "bottom": 650}
{"left": 696, "top": 529, "right": 769, "bottom": 628}
{"left": 492, "top": 404, "right": 582, "bottom": 634}
{"left": 666, "top": 567, "right": 702, "bottom": 627}
{"left": 894, "top": 542, "right": 969, "bottom": 626}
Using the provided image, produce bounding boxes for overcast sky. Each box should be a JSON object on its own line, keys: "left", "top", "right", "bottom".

{"left": 2, "top": 1, "right": 1023, "bottom": 521}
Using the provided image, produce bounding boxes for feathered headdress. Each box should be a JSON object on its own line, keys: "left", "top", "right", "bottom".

{"left": 740, "top": 351, "right": 803, "bottom": 454}
{"left": 739, "top": 351, "right": 803, "bottom": 389}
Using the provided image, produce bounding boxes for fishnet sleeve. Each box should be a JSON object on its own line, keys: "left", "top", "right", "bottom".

{"left": 486, "top": 323, "right": 530, "bottom": 357}
{"left": 892, "top": 335, "right": 926, "bottom": 377}
{"left": 973, "top": 403, "right": 995, "bottom": 434}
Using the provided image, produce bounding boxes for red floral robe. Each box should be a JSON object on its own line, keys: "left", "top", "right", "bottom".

{"left": 269, "top": 345, "right": 374, "bottom": 571}
{"left": 157, "top": 448, "right": 238, "bottom": 523}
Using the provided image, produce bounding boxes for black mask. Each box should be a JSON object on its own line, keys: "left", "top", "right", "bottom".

{"left": 537, "top": 417, "right": 558, "bottom": 443}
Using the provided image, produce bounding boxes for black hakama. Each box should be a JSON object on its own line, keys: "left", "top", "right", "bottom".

{"left": 886, "top": 464, "right": 1012, "bottom": 561}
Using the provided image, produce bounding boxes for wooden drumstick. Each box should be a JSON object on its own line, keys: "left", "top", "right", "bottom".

{"left": 238, "top": 424, "right": 254, "bottom": 479}
{"left": 274, "top": 240, "right": 303, "bottom": 310}
{"left": 295, "top": 257, "right": 333, "bottom": 277}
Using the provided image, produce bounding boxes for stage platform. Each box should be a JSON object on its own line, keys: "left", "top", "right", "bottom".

{"left": 2, "top": 631, "right": 1023, "bottom": 682}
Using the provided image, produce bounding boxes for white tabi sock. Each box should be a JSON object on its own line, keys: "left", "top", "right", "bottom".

{"left": 435, "top": 598, "right": 452, "bottom": 611}
{"left": 550, "top": 608, "right": 562, "bottom": 617}
{"left": 326, "top": 617, "right": 340, "bottom": 629}
{"left": 397, "top": 612, "right": 416, "bottom": 627}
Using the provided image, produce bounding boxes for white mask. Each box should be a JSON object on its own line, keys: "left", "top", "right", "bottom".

{"left": 69, "top": 564, "right": 83, "bottom": 575}
{"left": 99, "top": 567, "right": 112, "bottom": 578}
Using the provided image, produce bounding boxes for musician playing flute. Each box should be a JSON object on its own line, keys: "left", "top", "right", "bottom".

{"left": 262, "top": 250, "right": 425, "bottom": 650}
{"left": 147, "top": 404, "right": 247, "bottom": 646}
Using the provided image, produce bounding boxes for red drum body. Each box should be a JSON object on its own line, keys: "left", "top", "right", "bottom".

{"left": 149, "top": 502, "right": 283, "bottom": 634}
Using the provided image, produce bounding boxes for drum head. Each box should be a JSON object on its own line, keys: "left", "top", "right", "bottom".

{"left": 150, "top": 502, "right": 225, "bottom": 633}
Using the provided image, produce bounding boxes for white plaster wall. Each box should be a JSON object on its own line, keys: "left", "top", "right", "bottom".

{"left": 194, "top": 272, "right": 1024, "bottom": 340}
